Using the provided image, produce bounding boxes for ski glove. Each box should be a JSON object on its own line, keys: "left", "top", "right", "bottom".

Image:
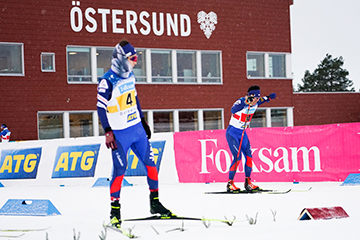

{"left": 141, "top": 118, "right": 151, "bottom": 139}
{"left": 268, "top": 93, "right": 277, "bottom": 100}
{"left": 105, "top": 130, "right": 117, "bottom": 150}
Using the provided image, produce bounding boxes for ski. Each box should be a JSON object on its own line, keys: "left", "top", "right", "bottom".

{"left": 0, "top": 227, "right": 50, "bottom": 232}
{"left": 0, "top": 233, "right": 25, "bottom": 238}
{"left": 103, "top": 223, "right": 137, "bottom": 239}
{"left": 205, "top": 189, "right": 291, "bottom": 194}
{"left": 291, "top": 187, "right": 312, "bottom": 192}
{"left": 122, "top": 214, "right": 239, "bottom": 226}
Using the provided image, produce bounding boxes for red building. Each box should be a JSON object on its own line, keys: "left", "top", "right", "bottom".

{"left": 1, "top": 0, "right": 359, "bottom": 141}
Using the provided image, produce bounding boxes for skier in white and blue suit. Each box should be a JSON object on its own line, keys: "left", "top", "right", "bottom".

{"left": 97, "top": 41, "right": 172, "bottom": 228}
{"left": 226, "top": 85, "right": 276, "bottom": 192}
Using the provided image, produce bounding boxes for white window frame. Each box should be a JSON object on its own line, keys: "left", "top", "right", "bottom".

{"left": 247, "top": 51, "right": 292, "bottom": 79}
{"left": 0, "top": 42, "right": 24, "bottom": 76}
{"left": 41, "top": 52, "right": 56, "bottom": 72}
{"left": 66, "top": 45, "right": 223, "bottom": 85}
{"left": 255, "top": 107, "right": 294, "bottom": 127}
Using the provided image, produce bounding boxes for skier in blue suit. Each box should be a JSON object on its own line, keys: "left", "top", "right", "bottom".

{"left": 97, "top": 40, "right": 172, "bottom": 228}
{"left": 226, "top": 85, "right": 276, "bottom": 192}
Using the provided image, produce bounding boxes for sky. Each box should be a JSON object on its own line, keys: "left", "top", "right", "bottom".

{"left": 290, "top": 0, "right": 360, "bottom": 91}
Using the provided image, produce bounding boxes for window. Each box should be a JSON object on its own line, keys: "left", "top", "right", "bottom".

{"left": 41, "top": 52, "right": 55, "bottom": 72}
{"left": 249, "top": 108, "right": 292, "bottom": 128}
{"left": 38, "top": 113, "right": 64, "bottom": 139}
{"left": 247, "top": 53, "right": 265, "bottom": 77}
{"left": 0, "top": 42, "right": 24, "bottom": 76}
{"left": 247, "top": 52, "right": 290, "bottom": 79}
{"left": 69, "top": 112, "right": 93, "bottom": 138}
{"left": 133, "top": 48, "right": 146, "bottom": 82}
{"left": 251, "top": 109, "right": 266, "bottom": 128}
{"left": 177, "top": 51, "right": 196, "bottom": 83}
{"left": 67, "top": 47, "right": 92, "bottom": 82}
{"left": 67, "top": 46, "right": 222, "bottom": 84}
{"left": 151, "top": 50, "right": 172, "bottom": 82}
{"left": 203, "top": 110, "right": 222, "bottom": 130}
{"left": 96, "top": 48, "right": 112, "bottom": 81}
{"left": 179, "top": 111, "right": 198, "bottom": 131}
{"left": 269, "top": 54, "right": 286, "bottom": 78}
{"left": 153, "top": 111, "right": 174, "bottom": 132}
{"left": 201, "top": 52, "right": 221, "bottom": 83}
{"left": 271, "top": 109, "right": 287, "bottom": 127}
{"left": 152, "top": 109, "right": 224, "bottom": 132}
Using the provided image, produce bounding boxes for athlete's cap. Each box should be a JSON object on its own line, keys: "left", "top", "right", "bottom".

{"left": 113, "top": 42, "right": 137, "bottom": 59}
{"left": 247, "top": 85, "right": 261, "bottom": 97}
{"left": 1, "top": 124, "right": 6, "bottom": 128}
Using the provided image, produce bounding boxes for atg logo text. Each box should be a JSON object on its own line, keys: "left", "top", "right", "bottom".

{"left": 52, "top": 144, "right": 100, "bottom": 178}
{"left": 0, "top": 148, "right": 42, "bottom": 179}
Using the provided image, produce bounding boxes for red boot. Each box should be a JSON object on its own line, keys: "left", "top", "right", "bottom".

{"left": 244, "top": 177, "right": 259, "bottom": 191}
{"left": 226, "top": 180, "right": 240, "bottom": 193}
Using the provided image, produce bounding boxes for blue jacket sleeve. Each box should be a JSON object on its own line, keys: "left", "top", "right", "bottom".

{"left": 97, "top": 79, "right": 113, "bottom": 132}
{"left": 136, "top": 96, "right": 144, "bottom": 119}
{"left": 257, "top": 96, "right": 271, "bottom": 107}
{"left": 231, "top": 97, "right": 247, "bottom": 114}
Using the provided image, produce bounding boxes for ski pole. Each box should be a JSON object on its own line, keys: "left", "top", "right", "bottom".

{"left": 235, "top": 104, "right": 251, "bottom": 169}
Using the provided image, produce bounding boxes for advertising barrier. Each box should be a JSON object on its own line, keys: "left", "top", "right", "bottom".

{"left": 0, "top": 133, "right": 177, "bottom": 186}
{"left": 174, "top": 123, "right": 360, "bottom": 183}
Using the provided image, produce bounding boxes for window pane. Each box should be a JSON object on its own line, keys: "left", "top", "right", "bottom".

{"left": 69, "top": 113, "right": 93, "bottom": 138}
{"left": 269, "top": 54, "right": 286, "bottom": 78}
{"left": 41, "top": 53, "right": 55, "bottom": 71}
{"left": 67, "top": 47, "right": 92, "bottom": 82}
{"left": 247, "top": 53, "right": 265, "bottom": 77}
{"left": 133, "top": 48, "right": 146, "bottom": 82}
{"left": 38, "top": 113, "right": 64, "bottom": 139}
{"left": 203, "top": 110, "right": 222, "bottom": 130}
{"left": 271, "top": 109, "right": 287, "bottom": 127}
{"left": 96, "top": 48, "right": 112, "bottom": 82}
{"left": 177, "top": 51, "right": 196, "bottom": 83}
{"left": 0, "top": 43, "right": 23, "bottom": 74}
{"left": 250, "top": 109, "right": 266, "bottom": 128}
{"left": 153, "top": 111, "right": 173, "bottom": 133}
{"left": 201, "top": 52, "right": 221, "bottom": 83}
{"left": 98, "top": 118, "right": 105, "bottom": 136}
{"left": 179, "top": 111, "right": 198, "bottom": 131}
{"left": 151, "top": 50, "right": 172, "bottom": 82}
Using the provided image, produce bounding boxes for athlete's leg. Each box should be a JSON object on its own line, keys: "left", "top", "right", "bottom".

{"left": 241, "top": 133, "right": 253, "bottom": 178}
{"left": 131, "top": 138, "right": 158, "bottom": 191}
{"left": 226, "top": 127, "right": 242, "bottom": 180}
{"left": 109, "top": 141, "right": 128, "bottom": 201}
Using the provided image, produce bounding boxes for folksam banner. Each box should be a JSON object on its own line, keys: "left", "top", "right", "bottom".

{"left": 174, "top": 123, "right": 360, "bottom": 183}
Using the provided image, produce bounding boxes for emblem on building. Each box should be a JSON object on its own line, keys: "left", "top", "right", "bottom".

{"left": 197, "top": 11, "right": 217, "bottom": 39}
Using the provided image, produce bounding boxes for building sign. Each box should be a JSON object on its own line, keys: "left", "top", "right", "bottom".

{"left": 70, "top": 1, "right": 217, "bottom": 38}
{"left": 0, "top": 148, "right": 42, "bottom": 179}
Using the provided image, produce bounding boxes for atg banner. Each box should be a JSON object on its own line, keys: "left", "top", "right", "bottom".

{"left": 0, "top": 148, "right": 42, "bottom": 179}
{"left": 174, "top": 123, "right": 360, "bottom": 183}
{"left": 52, "top": 144, "right": 101, "bottom": 178}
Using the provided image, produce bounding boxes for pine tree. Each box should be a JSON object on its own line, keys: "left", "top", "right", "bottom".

{"left": 296, "top": 54, "right": 355, "bottom": 92}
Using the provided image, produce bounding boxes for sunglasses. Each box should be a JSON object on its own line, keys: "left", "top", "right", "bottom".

{"left": 128, "top": 55, "right": 138, "bottom": 62}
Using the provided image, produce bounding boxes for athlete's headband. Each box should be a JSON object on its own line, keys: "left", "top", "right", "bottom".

{"left": 248, "top": 90, "right": 261, "bottom": 97}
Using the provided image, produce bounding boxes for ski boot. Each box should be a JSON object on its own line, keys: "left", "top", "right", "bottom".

{"left": 150, "top": 191, "right": 172, "bottom": 217}
{"left": 226, "top": 180, "right": 240, "bottom": 193}
{"left": 244, "top": 177, "right": 259, "bottom": 191}
{"left": 110, "top": 200, "right": 121, "bottom": 228}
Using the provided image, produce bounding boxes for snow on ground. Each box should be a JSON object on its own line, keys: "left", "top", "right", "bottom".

{"left": 0, "top": 181, "right": 359, "bottom": 240}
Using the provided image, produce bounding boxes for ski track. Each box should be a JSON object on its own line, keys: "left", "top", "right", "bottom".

{"left": 0, "top": 182, "right": 358, "bottom": 240}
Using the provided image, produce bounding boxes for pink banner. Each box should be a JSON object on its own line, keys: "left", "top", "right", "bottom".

{"left": 174, "top": 123, "right": 360, "bottom": 183}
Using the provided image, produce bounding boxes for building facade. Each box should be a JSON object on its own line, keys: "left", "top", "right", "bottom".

{"left": 1, "top": 0, "right": 359, "bottom": 141}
